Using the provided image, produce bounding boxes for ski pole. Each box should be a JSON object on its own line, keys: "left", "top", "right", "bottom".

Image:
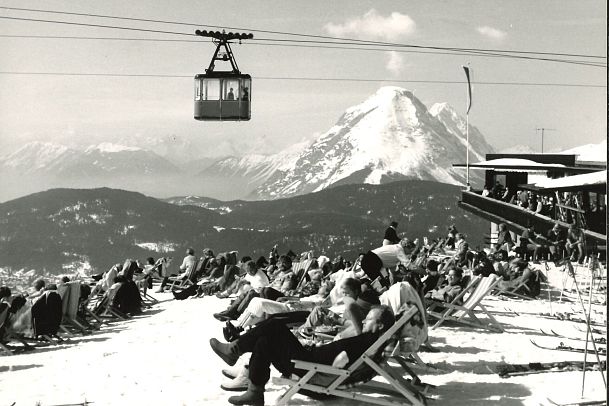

{"left": 581, "top": 258, "right": 593, "bottom": 397}
{"left": 569, "top": 261, "right": 607, "bottom": 390}
{"left": 544, "top": 261, "right": 552, "bottom": 316}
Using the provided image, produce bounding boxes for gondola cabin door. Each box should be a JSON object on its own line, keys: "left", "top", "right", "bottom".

{"left": 193, "top": 30, "right": 253, "bottom": 121}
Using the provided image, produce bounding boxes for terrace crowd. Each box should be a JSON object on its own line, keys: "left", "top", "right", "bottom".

{"left": 0, "top": 219, "right": 598, "bottom": 405}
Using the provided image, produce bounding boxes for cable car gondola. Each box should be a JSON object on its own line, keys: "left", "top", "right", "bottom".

{"left": 194, "top": 30, "right": 253, "bottom": 121}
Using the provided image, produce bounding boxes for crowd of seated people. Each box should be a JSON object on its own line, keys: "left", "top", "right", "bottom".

{"left": 192, "top": 225, "right": 563, "bottom": 405}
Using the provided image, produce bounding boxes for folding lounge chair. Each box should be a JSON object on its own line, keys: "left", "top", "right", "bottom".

{"left": 168, "top": 258, "right": 200, "bottom": 291}
{"left": 0, "top": 304, "right": 15, "bottom": 355}
{"left": 427, "top": 274, "right": 503, "bottom": 332}
{"left": 491, "top": 278, "right": 533, "bottom": 300}
{"left": 90, "top": 285, "right": 129, "bottom": 321}
{"left": 58, "top": 281, "right": 92, "bottom": 336}
{"left": 80, "top": 291, "right": 108, "bottom": 326}
{"left": 379, "top": 282, "right": 429, "bottom": 372}
{"left": 275, "top": 306, "right": 428, "bottom": 406}
{"left": 294, "top": 259, "right": 314, "bottom": 290}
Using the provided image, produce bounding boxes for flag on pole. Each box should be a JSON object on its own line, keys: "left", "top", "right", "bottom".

{"left": 462, "top": 65, "right": 472, "bottom": 114}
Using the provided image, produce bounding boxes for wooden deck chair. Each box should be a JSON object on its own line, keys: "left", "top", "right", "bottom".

{"left": 168, "top": 257, "right": 201, "bottom": 291}
{"left": 80, "top": 291, "right": 108, "bottom": 326}
{"left": 0, "top": 304, "right": 15, "bottom": 355}
{"left": 1, "top": 305, "right": 39, "bottom": 356}
{"left": 491, "top": 265, "right": 546, "bottom": 301}
{"left": 427, "top": 274, "right": 503, "bottom": 332}
{"left": 91, "top": 285, "right": 129, "bottom": 321}
{"left": 380, "top": 282, "right": 429, "bottom": 371}
{"left": 275, "top": 306, "right": 428, "bottom": 406}
{"left": 58, "top": 281, "right": 91, "bottom": 335}
{"left": 491, "top": 278, "right": 532, "bottom": 300}
{"left": 294, "top": 259, "right": 314, "bottom": 290}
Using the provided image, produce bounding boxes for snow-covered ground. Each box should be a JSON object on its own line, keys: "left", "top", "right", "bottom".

{"left": 1, "top": 264, "right": 606, "bottom": 406}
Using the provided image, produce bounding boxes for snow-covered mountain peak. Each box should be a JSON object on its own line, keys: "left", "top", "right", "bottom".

{"left": 252, "top": 86, "right": 495, "bottom": 199}
{"left": 562, "top": 139, "right": 607, "bottom": 162}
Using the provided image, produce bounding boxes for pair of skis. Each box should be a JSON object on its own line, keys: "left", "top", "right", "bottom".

{"left": 540, "top": 329, "right": 607, "bottom": 345}
{"left": 506, "top": 307, "right": 606, "bottom": 327}
{"left": 496, "top": 359, "right": 607, "bottom": 378}
{"left": 530, "top": 339, "right": 606, "bottom": 356}
{"left": 546, "top": 399, "right": 606, "bottom": 406}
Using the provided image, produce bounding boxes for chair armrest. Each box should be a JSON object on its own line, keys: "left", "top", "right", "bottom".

{"left": 291, "top": 360, "right": 350, "bottom": 376}
{"left": 434, "top": 302, "right": 468, "bottom": 312}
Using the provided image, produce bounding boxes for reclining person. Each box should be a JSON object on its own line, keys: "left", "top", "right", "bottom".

{"left": 156, "top": 249, "right": 196, "bottom": 293}
{"left": 209, "top": 305, "right": 395, "bottom": 406}
{"left": 497, "top": 258, "right": 541, "bottom": 298}
{"left": 425, "top": 267, "right": 464, "bottom": 305}
{"left": 299, "top": 278, "right": 380, "bottom": 340}
{"left": 471, "top": 251, "right": 495, "bottom": 277}
{"left": 157, "top": 248, "right": 196, "bottom": 292}
{"left": 219, "top": 259, "right": 269, "bottom": 300}
{"left": 113, "top": 260, "right": 144, "bottom": 315}
{"left": 222, "top": 280, "right": 335, "bottom": 342}
{"left": 213, "top": 255, "right": 294, "bottom": 321}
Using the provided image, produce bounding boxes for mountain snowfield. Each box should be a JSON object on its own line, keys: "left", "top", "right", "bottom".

{"left": 251, "top": 87, "right": 494, "bottom": 199}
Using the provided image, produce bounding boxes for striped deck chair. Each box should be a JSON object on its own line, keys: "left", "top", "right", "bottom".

{"left": 294, "top": 259, "right": 314, "bottom": 290}
{"left": 275, "top": 306, "right": 427, "bottom": 406}
{"left": 427, "top": 274, "right": 503, "bottom": 332}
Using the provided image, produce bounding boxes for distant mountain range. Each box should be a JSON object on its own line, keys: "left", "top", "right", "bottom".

{"left": 0, "top": 181, "right": 488, "bottom": 275}
{"left": 2, "top": 86, "right": 603, "bottom": 204}
{"left": 0, "top": 142, "right": 180, "bottom": 178}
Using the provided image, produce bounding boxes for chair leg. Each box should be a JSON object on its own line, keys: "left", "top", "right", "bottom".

{"left": 0, "top": 342, "right": 13, "bottom": 355}
{"left": 276, "top": 369, "right": 317, "bottom": 406}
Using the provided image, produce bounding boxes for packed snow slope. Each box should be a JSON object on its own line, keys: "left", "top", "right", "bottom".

{"left": 1, "top": 263, "right": 606, "bottom": 405}
{"left": 252, "top": 87, "right": 494, "bottom": 199}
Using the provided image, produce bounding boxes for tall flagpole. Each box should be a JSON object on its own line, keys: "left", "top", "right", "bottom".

{"left": 463, "top": 64, "right": 472, "bottom": 190}
{"left": 466, "top": 103, "right": 470, "bottom": 189}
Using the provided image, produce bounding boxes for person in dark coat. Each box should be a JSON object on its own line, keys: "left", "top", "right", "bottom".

{"left": 382, "top": 221, "right": 400, "bottom": 245}
{"left": 210, "top": 305, "right": 395, "bottom": 406}
{"left": 31, "top": 290, "right": 63, "bottom": 336}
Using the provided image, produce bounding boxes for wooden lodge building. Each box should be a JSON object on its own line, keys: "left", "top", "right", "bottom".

{"left": 454, "top": 153, "right": 607, "bottom": 258}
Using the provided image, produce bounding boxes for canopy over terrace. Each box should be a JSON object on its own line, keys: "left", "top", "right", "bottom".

{"left": 453, "top": 158, "right": 597, "bottom": 173}
{"left": 520, "top": 170, "right": 607, "bottom": 193}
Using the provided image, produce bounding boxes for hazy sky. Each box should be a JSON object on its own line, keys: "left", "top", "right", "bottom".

{"left": 0, "top": 0, "right": 606, "bottom": 157}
